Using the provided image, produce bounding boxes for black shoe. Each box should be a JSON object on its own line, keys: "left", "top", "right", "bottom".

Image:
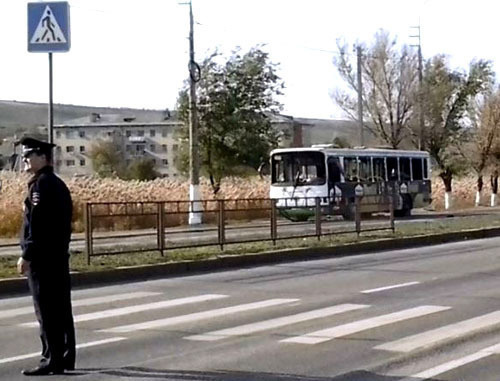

{"left": 22, "top": 364, "right": 64, "bottom": 376}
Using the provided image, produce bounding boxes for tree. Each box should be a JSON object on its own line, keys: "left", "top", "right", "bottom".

{"left": 333, "top": 30, "right": 419, "bottom": 148}
{"left": 421, "top": 56, "right": 494, "bottom": 209}
{"left": 125, "top": 158, "right": 159, "bottom": 181}
{"left": 458, "top": 88, "right": 500, "bottom": 206}
{"left": 176, "top": 47, "right": 284, "bottom": 194}
{"left": 89, "top": 140, "right": 125, "bottom": 178}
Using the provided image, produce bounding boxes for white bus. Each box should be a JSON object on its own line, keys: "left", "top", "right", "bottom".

{"left": 270, "top": 146, "right": 432, "bottom": 220}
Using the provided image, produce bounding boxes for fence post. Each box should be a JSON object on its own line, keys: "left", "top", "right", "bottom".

{"left": 157, "top": 202, "right": 165, "bottom": 256}
{"left": 390, "top": 186, "right": 396, "bottom": 233}
{"left": 218, "top": 199, "right": 226, "bottom": 250}
{"left": 270, "top": 199, "right": 277, "bottom": 245}
{"left": 355, "top": 195, "right": 361, "bottom": 237}
{"left": 84, "top": 202, "right": 93, "bottom": 266}
{"left": 315, "top": 197, "right": 321, "bottom": 240}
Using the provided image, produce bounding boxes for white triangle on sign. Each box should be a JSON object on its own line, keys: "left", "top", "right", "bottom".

{"left": 30, "top": 6, "right": 67, "bottom": 44}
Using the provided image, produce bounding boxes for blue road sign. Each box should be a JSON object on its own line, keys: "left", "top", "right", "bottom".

{"left": 28, "top": 2, "right": 70, "bottom": 52}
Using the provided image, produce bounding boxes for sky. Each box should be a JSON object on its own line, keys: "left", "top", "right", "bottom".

{"left": 1, "top": 0, "right": 499, "bottom": 119}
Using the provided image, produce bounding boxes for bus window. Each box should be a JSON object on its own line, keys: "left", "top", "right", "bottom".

{"left": 423, "top": 158, "right": 429, "bottom": 179}
{"left": 412, "top": 158, "right": 423, "bottom": 180}
{"left": 373, "top": 157, "right": 386, "bottom": 181}
{"left": 327, "top": 158, "right": 342, "bottom": 183}
{"left": 387, "top": 157, "right": 398, "bottom": 180}
{"left": 343, "top": 157, "right": 358, "bottom": 182}
{"left": 271, "top": 152, "right": 326, "bottom": 185}
{"left": 400, "top": 158, "right": 411, "bottom": 180}
{"left": 359, "top": 157, "right": 371, "bottom": 182}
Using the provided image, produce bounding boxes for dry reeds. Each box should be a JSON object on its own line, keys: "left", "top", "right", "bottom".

{"left": 0, "top": 171, "right": 495, "bottom": 238}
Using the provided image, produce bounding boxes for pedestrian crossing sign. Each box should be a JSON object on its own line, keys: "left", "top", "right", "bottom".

{"left": 28, "top": 2, "right": 70, "bottom": 52}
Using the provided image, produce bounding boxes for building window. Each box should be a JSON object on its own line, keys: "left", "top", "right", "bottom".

{"left": 79, "top": 146, "right": 85, "bottom": 153}
{"left": 66, "top": 146, "right": 74, "bottom": 153}
{"left": 162, "top": 159, "right": 169, "bottom": 166}
{"left": 56, "top": 160, "right": 62, "bottom": 167}
{"left": 65, "top": 130, "right": 74, "bottom": 139}
{"left": 150, "top": 144, "right": 155, "bottom": 152}
{"left": 66, "top": 160, "right": 75, "bottom": 166}
{"left": 138, "top": 130, "right": 144, "bottom": 137}
{"left": 162, "top": 128, "right": 168, "bottom": 137}
{"left": 56, "top": 146, "right": 62, "bottom": 154}
{"left": 162, "top": 144, "right": 167, "bottom": 152}
{"left": 172, "top": 144, "right": 178, "bottom": 152}
{"left": 150, "top": 129, "right": 156, "bottom": 137}
{"left": 79, "top": 130, "right": 85, "bottom": 138}
{"left": 126, "top": 130, "right": 131, "bottom": 137}
{"left": 80, "top": 159, "right": 86, "bottom": 166}
{"left": 56, "top": 131, "right": 61, "bottom": 139}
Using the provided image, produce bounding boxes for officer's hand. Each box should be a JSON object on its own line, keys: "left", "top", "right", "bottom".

{"left": 17, "top": 258, "right": 30, "bottom": 276}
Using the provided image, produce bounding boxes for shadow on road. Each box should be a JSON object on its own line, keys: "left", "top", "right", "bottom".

{"left": 71, "top": 367, "right": 439, "bottom": 380}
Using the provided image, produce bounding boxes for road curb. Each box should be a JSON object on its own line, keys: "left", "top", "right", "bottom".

{"left": 2, "top": 227, "right": 500, "bottom": 298}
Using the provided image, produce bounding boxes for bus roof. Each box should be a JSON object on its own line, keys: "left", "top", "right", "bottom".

{"left": 270, "top": 146, "right": 429, "bottom": 157}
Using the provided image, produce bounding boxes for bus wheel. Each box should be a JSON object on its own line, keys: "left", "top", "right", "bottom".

{"left": 341, "top": 201, "right": 356, "bottom": 221}
{"left": 394, "top": 195, "right": 412, "bottom": 218}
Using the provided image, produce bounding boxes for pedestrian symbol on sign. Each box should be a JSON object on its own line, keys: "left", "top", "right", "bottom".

{"left": 30, "top": 6, "right": 67, "bottom": 44}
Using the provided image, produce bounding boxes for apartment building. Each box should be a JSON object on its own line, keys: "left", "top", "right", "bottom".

{"left": 53, "top": 112, "right": 183, "bottom": 177}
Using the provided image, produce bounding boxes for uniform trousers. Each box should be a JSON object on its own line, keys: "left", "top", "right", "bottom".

{"left": 27, "top": 258, "right": 75, "bottom": 368}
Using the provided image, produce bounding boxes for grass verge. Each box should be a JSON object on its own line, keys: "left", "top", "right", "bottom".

{"left": 2, "top": 214, "right": 500, "bottom": 280}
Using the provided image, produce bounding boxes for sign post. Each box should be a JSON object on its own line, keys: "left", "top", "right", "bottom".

{"left": 28, "top": 2, "right": 71, "bottom": 144}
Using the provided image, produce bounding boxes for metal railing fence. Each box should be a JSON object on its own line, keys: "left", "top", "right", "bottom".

{"left": 84, "top": 195, "right": 395, "bottom": 264}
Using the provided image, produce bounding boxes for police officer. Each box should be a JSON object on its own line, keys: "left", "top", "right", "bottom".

{"left": 17, "top": 137, "right": 75, "bottom": 376}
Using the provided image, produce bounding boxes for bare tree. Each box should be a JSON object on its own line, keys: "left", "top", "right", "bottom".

{"left": 333, "top": 30, "right": 419, "bottom": 148}
{"left": 421, "top": 56, "right": 494, "bottom": 209}
{"left": 458, "top": 88, "right": 500, "bottom": 206}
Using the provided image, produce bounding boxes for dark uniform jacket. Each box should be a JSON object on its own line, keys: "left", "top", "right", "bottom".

{"left": 21, "top": 166, "right": 72, "bottom": 265}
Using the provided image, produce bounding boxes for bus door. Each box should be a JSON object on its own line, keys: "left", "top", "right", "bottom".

{"left": 372, "top": 157, "right": 387, "bottom": 195}
{"left": 327, "top": 157, "right": 342, "bottom": 202}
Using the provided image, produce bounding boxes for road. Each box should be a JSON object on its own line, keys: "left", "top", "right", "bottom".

{"left": 0, "top": 237, "right": 499, "bottom": 380}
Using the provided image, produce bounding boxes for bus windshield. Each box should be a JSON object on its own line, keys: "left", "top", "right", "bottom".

{"left": 271, "top": 152, "right": 326, "bottom": 186}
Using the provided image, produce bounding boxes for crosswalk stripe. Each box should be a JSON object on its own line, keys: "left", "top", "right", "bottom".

{"left": 376, "top": 310, "right": 500, "bottom": 353}
{"left": 401, "top": 342, "right": 500, "bottom": 380}
{"left": 20, "top": 294, "right": 228, "bottom": 327}
{"left": 185, "top": 304, "right": 370, "bottom": 341}
{"left": 0, "top": 291, "right": 160, "bottom": 320}
{"left": 100, "top": 298, "right": 300, "bottom": 333}
{"left": 281, "top": 305, "right": 450, "bottom": 345}
{"left": 0, "top": 337, "right": 126, "bottom": 365}
{"left": 361, "top": 281, "right": 420, "bottom": 294}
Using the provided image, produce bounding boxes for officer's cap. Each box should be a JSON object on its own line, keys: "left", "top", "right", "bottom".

{"left": 19, "top": 137, "right": 55, "bottom": 158}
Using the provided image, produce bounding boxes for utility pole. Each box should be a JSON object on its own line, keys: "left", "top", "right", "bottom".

{"left": 356, "top": 45, "right": 364, "bottom": 147}
{"left": 410, "top": 25, "right": 424, "bottom": 150}
{"left": 181, "top": 0, "right": 202, "bottom": 224}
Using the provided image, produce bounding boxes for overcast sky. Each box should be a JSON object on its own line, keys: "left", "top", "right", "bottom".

{"left": 1, "top": 0, "right": 498, "bottom": 119}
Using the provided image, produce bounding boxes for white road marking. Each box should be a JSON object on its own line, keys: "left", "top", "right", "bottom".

{"left": 20, "top": 294, "right": 228, "bottom": 327}
{"left": 100, "top": 298, "right": 300, "bottom": 333}
{"left": 361, "top": 281, "right": 420, "bottom": 294}
{"left": 0, "top": 337, "right": 126, "bottom": 365}
{"left": 376, "top": 310, "right": 500, "bottom": 353}
{"left": 0, "top": 291, "right": 160, "bottom": 320}
{"left": 401, "top": 342, "right": 500, "bottom": 381}
{"left": 185, "top": 304, "right": 370, "bottom": 341}
{"left": 281, "top": 305, "right": 450, "bottom": 345}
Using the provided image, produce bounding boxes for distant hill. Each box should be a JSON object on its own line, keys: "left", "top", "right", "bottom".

{"left": 0, "top": 100, "right": 168, "bottom": 131}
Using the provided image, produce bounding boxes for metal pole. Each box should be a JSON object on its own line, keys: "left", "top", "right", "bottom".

{"left": 356, "top": 46, "right": 364, "bottom": 147}
{"left": 187, "top": 0, "right": 202, "bottom": 225}
{"left": 48, "top": 52, "right": 54, "bottom": 144}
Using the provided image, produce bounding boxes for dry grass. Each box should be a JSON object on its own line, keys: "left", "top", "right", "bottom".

{"left": 0, "top": 170, "right": 495, "bottom": 237}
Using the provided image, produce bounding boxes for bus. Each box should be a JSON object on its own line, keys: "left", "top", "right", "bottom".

{"left": 269, "top": 145, "right": 432, "bottom": 220}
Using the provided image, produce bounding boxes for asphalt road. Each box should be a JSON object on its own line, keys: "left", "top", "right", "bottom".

{"left": 0, "top": 236, "right": 499, "bottom": 380}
